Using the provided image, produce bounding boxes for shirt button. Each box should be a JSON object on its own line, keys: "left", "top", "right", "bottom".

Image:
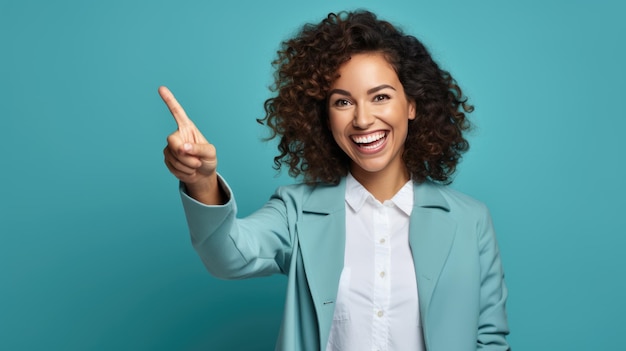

{"left": 377, "top": 310, "right": 384, "bottom": 317}
{"left": 379, "top": 238, "right": 386, "bottom": 244}
{"left": 379, "top": 271, "right": 385, "bottom": 278}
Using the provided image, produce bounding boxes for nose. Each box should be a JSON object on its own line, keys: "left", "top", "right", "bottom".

{"left": 352, "top": 104, "right": 375, "bottom": 129}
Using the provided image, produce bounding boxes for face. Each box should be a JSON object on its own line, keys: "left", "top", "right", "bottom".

{"left": 327, "top": 52, "right": 416, "bottom": 182}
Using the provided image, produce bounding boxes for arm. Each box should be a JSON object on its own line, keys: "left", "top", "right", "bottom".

{"left": 160, "top": 86, "right": 292, "bottom": 278}
{"left": 477, "top": 209, "right": 511, "bottom": 350}
{"left": 180, "top": 175, "right": 294, "bottom": 279}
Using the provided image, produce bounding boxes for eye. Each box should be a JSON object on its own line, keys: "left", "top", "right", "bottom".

{"left": 333, "top": 99, "right": 352, "bottom": 107}
{"left": 373, "top": 94, "right": 390, "bottom": 102}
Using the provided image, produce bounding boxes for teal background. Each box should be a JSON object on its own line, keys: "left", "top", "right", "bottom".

{"left": 2, "top": 0, "right": 625, "bottom": 350}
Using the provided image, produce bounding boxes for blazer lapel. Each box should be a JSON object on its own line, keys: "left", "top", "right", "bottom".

{"left": 296, "top": 178, "right": 346, "bottom": 344}
{"left": 409, "top": 182, "right": 457, "bottom": 322}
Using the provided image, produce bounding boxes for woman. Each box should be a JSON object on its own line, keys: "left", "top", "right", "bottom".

{"left": 161, "top": 10, "right": 510, "bottom": 351}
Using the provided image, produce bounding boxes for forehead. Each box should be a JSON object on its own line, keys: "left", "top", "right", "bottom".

{"left": 331, "top": 52, "right": 401, "bottom": 89}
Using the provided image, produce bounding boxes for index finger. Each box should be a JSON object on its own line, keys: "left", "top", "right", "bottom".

{"left": 158, "top": 86, "right": 194, "bottom": 129}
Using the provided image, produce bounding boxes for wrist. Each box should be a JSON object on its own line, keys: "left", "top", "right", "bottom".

{"left": 185, "top": 173, "right": 225, "bottom": 205}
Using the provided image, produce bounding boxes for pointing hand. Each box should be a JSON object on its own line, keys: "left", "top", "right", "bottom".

{"left": 160, "top": 86, "right": 223, "bottom": 204}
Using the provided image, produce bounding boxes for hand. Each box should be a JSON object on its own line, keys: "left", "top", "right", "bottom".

{"left": 160, "top": 86, "right": 222, "bottom": 203}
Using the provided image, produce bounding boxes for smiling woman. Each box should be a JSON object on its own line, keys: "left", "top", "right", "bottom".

{"left": 327, "top": 53, "right": 416, "bottom": 201}
{"left": 259, "top": 11, "right": 472, "bottom": 189}
{"left": 160, "top": 10, "right": 509, "bottom": 351}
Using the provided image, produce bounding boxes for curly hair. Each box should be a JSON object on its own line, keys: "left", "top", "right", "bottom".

{"left": 258, "top": 10, "right": 473, "bottom": 185}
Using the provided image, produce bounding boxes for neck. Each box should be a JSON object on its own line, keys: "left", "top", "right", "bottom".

{"left": 350, "top": 165, "right": 411, "bottom": 202}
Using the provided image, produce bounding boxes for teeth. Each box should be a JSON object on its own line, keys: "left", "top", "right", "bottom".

{"left": 352, "top": 131, "right": 386, "bottom": 144}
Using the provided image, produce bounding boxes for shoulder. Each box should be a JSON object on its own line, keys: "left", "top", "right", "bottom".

{"left": 440, "top": 185, "right": 488, "bottom": 212}
{"left": 270, "top": 182, "right": 320, "bottom": 205}
{"left": 273, "top": 182, "right": 318, "bottom": 197}
{"left": 418, "top": 183, "right": 499, "bottom": 249}
{"left": 272, "top": 179, "right": 345, "bottom": 212}
{"left": 417, "top": 181, "right": 491, "bottom": 221}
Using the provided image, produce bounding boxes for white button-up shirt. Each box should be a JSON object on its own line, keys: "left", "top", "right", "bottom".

{"left": 326, "top": 174, "right": 426, "bottom": 351}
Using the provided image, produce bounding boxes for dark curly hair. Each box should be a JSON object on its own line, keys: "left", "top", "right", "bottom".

{"left": 258, "top": 10, "right": 473, "bottom": 185}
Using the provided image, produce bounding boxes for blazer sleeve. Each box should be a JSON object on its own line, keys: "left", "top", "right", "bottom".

{"left": 477, "top": 207, "right": 511, "bottom": 350}
{"left": 179, "top": 175, "right": 294, "bottom": 279}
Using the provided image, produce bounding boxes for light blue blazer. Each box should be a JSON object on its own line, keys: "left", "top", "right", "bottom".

{"left": 180, "top": 176, "right": 510, "bottom": 351}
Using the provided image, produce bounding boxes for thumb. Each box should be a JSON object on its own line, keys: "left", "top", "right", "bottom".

{"left": 185, "top": 142, "right": 217, "bottom": 176}
{"left": 183, "top": 142, "right": 217, "bottom": 162}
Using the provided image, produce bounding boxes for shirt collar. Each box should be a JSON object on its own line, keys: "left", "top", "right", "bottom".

{"left": 345, "top": 173, "right": 414, "bottom": 216}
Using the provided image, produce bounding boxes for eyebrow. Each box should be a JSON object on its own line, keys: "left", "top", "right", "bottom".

{"left": 367, "top": 84, "right": 396, "bottom": 95}
{"left": 328, "top": 84, "right": 396, "bottom": 97}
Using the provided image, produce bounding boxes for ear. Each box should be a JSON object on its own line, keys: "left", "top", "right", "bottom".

{"left": 408, "top": 100, "right": 416, "bottom": 120}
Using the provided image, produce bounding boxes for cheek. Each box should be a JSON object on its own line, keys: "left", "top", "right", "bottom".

{"left": 328, "top": 113, "right": 347, "bottom": 140}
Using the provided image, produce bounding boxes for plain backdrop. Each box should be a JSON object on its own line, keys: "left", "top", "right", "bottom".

{"left": 2, "top": 0, "right": 625, "bottom": 350}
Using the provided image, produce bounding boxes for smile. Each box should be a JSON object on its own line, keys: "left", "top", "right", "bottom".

{"left": 351, "top": 131, "right": 388, "bottom": 150}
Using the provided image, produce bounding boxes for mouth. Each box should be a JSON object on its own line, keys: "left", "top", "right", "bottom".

{"left": 351, "top": 131, "right": 388, "bottom": 151}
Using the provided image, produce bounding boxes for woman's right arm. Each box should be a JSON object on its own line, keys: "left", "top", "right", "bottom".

{"left": 159, "top": 86, "right": 293, "bottom": 278}
{"left": 180, "top": 179, "right": 293, "bottom": 279}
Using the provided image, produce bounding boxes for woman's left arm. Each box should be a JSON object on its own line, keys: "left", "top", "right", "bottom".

{"left": 476, "top": 208, "right": 511, "bottom": 350}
